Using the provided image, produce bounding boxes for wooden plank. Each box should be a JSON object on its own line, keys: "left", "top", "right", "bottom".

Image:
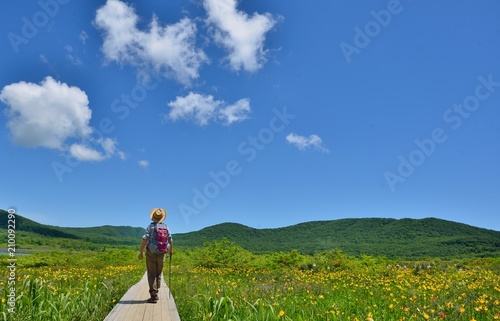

{"left": 129, "top": 280, "right": 148, "bottom": 321}
{"left": 103, "top": 271, "right": 181, "bottom": 321}
{"left": 157, "top": 276, "right": 180, "bottom": 321}
{"left": 104, "top": 273, "right": 148, "bottom": 321}
{"left": 161, "top": 275, "right": 181, "bottom": 321}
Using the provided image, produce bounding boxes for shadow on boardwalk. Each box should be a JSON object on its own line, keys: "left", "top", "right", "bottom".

{"left": 103, "top": 272, "right": 181, "bottom": 321}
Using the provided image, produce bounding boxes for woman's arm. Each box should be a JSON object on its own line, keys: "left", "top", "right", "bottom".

{"left": 138, "top": 238, "right": 147, "bottom": 259}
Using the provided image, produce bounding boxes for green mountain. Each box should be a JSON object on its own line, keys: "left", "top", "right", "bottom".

{"left": 2, "top": 209, "right": 499, "bottom": 258}
{"left": 0, "top": 209, "right": 144, "bottom": 249}
{"left": 173, "top": 218, "right": 500, "bottom": 259}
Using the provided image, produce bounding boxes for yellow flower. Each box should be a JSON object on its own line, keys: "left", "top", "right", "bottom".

{"left": 278, "top": 310, "right": 285, "bottom": 317}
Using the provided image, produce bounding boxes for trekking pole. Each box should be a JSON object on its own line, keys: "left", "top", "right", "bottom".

{"left": 168, "top": 253, "right": 172, "bottom": 299}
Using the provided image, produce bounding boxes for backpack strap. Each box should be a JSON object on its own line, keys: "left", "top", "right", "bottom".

{"left": 149, "top": 222, "right": 157, "bottom": 242}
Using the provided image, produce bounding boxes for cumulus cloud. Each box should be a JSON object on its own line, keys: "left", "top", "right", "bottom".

{"left": 94, "top": 0, "right": 208, "bottom": 85}
{"left": 286, "top": 133, "right": 329, "bottom": 153}
{"left": 0, "top": 76, "right": 92, "bottom": 149}
{"left": 0, "top": 76, "right": 122, "bottom": 161}
{"left": 167, "top": 92, "right": 250, "bottom": 126}
{"left": 168, "top": 92, "right": 218, "bottom": 126}
{"left": 204, "top": 0, "right": 278, "bottom": 72}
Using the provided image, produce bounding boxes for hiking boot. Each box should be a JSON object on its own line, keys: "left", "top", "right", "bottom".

{"left": 147, "top": 297, "right": 158, "bottom": 303}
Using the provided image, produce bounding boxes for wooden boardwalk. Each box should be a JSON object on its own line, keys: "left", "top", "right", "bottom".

{"left": 103, "top": 272, "right": 181, "bottom": 321}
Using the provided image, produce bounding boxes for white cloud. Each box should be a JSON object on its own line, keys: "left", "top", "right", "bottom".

{"left": 218, "top": 98, "right": 250, "bottom": 125}
{"left": 94, "top": 0, "right": 208, "bottom": 85}
{"left": 204, "top": 0, "right": 278, "bottom": 72}
{"left": 69, "top": 137, "right": 123, "bottom": 162}
{"left": 138, "top": 160, "right": 150, "bottom": 168}
{"left": 68, "top": 137, "right": 120, "bottom": 161}
{"left": 0, "top": 76, "right": 92, "bottom": 149}
{"left": 0, "top": 77, "right": 123, "bottom": 162}
{"left": 101, "top": 137, "right": 117, "bottom": 155}
{"left": 69, "top": 138, "right": 119, "bottom": 161}
{"left": 286, "top": 133, "right": 329, "bottom": 153}
{"left": 168, "top": 92, "right": 218, "bottom": 126}
{"left": 167, "top": 92, "right": 251, "bottom": 126}
{"left": 69, "top": 143, "right": 106, "bottom": 161}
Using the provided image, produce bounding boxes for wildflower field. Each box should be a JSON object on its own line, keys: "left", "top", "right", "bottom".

{"left": 169, "top": 240, "right": 500, "bottom": 321}
{"left": 1, "top": 241, "right": 500, "bottom": 321}
{"left": 0, "top": 250, "right": 144, "bottom": 321}
{"left": 173, "top": 263, "right": 500, "bottom": 321}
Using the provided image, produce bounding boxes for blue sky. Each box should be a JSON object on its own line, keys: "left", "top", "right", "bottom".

{"left": 1, "top": 0, "right": 499, "bottom": 234}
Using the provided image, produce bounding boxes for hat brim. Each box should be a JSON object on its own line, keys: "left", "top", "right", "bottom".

{"left": 150, "top": 208, "right": 167, "bottom": 223}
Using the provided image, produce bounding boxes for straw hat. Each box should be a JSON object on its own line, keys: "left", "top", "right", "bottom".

{"left": 150, "top": 208, "right": 167, "bottom": 223}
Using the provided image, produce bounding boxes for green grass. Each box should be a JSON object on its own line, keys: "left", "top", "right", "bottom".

{"left": 1, "top": 242, "right": 499, "bottom": 320}
{"left": 171, "top": 241, "right": 500, "bottom": 320}
{"left": 0, "top": 249, "right": 144, "bottom": 321}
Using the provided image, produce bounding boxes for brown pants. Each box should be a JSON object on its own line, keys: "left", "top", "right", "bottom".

{"left": 146, "top": 251, "right": 166, "bottom": 297}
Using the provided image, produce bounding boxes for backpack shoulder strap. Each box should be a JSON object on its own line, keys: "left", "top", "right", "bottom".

{"left": 149, "top": 222, "right": 157, "bottom": 241}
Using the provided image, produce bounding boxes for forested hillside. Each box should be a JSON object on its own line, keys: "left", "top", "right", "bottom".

{"left": 173, "top": 218, "right": 500, "bottom": 258}
{"left": 2, "top": 209, "right": 499, "bottom": 258}
{"left": 1, "top": 209, "right": 144, "bottom": 249}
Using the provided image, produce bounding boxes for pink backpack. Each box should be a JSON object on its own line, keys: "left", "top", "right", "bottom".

{"left": 147, "top": 222, "right": 169, "bottom": 254}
